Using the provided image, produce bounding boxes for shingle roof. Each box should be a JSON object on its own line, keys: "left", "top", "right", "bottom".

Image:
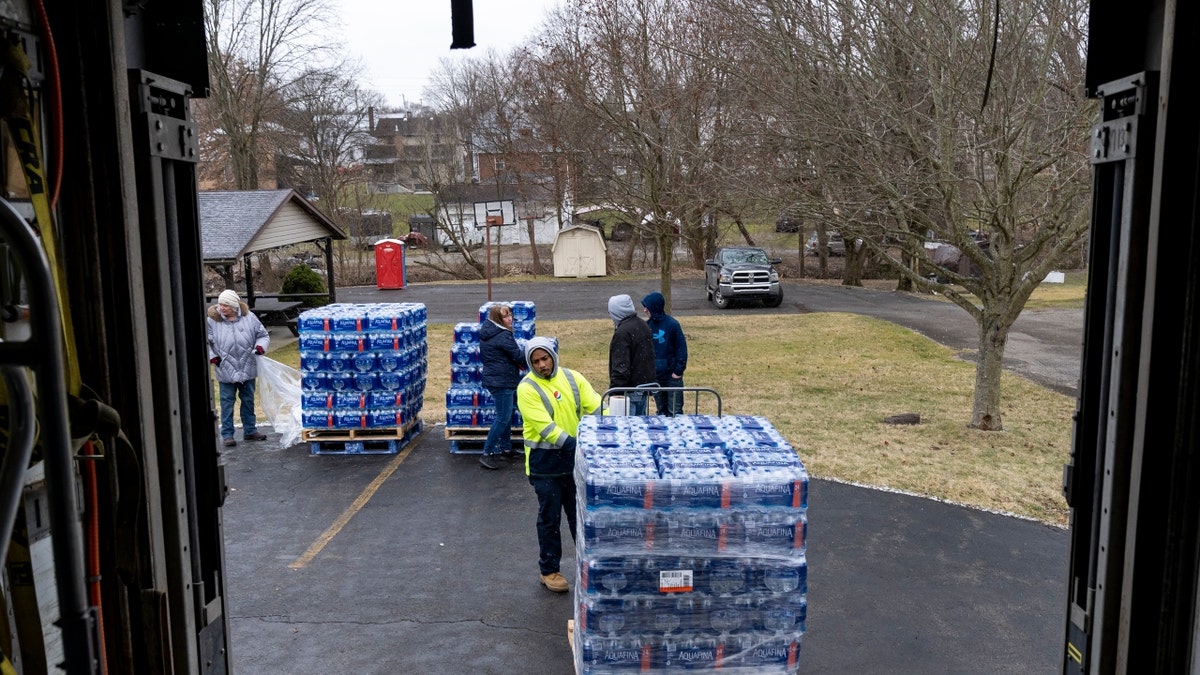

{"left": 199, "top": 189, "right": 345, "bottom": 261}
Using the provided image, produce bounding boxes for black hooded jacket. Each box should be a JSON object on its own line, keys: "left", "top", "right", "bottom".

{"left": 609, "top": 315, "right": 658, "bottom": 389}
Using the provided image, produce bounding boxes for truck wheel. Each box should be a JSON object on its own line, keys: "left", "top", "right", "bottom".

{"left": 713, "top": 289, "right": 730, "bottom": 309}
{"left": 764, "top": 290, "right": 783, "bottom": 308}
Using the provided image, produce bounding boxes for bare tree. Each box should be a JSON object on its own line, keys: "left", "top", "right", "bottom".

{"left": 201, "top": 0, "right": 332, "bottom": 190}
{"left": 273, "top": 66, "right": 388, "bottom": 283}
{"left": 726, "top": 0, "right": 1093, "bottom": 429}
{"left": 528, "top": 0, "right": 736, "bottom": 308}
{"left": 427, "top": 50, "right": 575, "bottom": 277}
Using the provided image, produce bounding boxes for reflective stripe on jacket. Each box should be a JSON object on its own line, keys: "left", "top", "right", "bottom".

{"left": 516, "top": 366, "right": 601, "bottom": 476}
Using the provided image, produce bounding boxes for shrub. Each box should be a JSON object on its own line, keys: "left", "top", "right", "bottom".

{"left": 281, "top": 265, "right": 327, "bottom": 307}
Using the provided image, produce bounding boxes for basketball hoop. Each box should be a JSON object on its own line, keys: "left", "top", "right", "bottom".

{"left": 486, "top": 215, "right": 503, "bottom": 227}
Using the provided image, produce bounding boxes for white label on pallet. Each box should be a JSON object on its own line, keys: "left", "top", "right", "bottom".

{"left": 659, "top": 569, "right": 693, "bottom": 593}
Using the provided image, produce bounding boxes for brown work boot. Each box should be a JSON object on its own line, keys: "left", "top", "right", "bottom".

{"left": 223, "top": 438, "right": 236, "bottom": 447}
{"left": 539, "top": 572, "right": 569, "bottom": 593}
{"left": 245, "top": 432, "right": 267, "bottom": 441}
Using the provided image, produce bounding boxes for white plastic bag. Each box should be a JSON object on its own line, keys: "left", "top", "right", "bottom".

{"left": 255, "top": 356, "right": 304, "bottom": 449}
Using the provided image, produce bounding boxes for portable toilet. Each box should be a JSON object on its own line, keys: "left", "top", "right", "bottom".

{"left": 374, "top": 238, "right": 406, "bottom": 289}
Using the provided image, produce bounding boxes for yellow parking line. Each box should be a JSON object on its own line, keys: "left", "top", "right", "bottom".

{"left": 288, "top": 429, "right": 426, "bottom": 569}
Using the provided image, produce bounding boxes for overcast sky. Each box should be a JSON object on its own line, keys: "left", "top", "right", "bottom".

{"left": 336, "top": 0, "right": 558, "bottom": 108}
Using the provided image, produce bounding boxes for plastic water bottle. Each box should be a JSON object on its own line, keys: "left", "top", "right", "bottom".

{"left": 368, "top": 408, "right": 400, "bottom": 428}
{"left": 334, "top": 409, "right": 366, "bottom": 429}
{"left": 510, "top": 300, "right": 535, "bottom": 322}
{"left": 352, "top": 352, "right": 376, "bottom": 373}
{"left": 583, "top": 510, "right": 660, "bottom": 554}
{"left": 301, "top": 410, "right": 335, "bottom": 428}
{"left": 453, "top": 322, "right": 478, "bottom": 344}
{"left": 662, "top": 631, "right": 718, "bottom": 670}
{"left": 512, "top": 320, "right": 536, "bottom": 340}
{"left": 353, "top": 372, "right": 378, "bottom": 392}
{"left": 451, "top": 342, "right": 479, "bottom": 365}
{"left": 325, "top": 352, "right": 352, "bottom": 372}
{"left": 301, "top": 392, "right": 333, "bottom": 409}
{"left": 299, "top": 350, "right": 326, "bottom": 372}
{"left": 739, "top": 510, "right": 805, "bottom": 555}
{"left": 450, "top": 363, "right": 481, "bottom": 386}
{"left": 325, "top": 372, "right": 354, "bottom": 392}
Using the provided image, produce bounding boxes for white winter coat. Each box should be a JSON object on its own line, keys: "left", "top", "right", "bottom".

{"left": 206, "top": 302, "right": 270, "bottom": 383}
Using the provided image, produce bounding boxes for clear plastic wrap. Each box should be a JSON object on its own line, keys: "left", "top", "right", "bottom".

{"left": 255, "top": 355, "right": 303, "bottom": 449}
{"left": 573, "top": 414, "right": 808, "bottom": 674}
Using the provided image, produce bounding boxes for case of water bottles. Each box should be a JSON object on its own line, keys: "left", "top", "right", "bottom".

{"left": 573, "top": 415, "right": 807, "bottom": 674}
{"left": 445, "top": 301, "right": 542, "bottom": 430}
{"left": 297, "top": 303, "right": 428, "bottom": 431}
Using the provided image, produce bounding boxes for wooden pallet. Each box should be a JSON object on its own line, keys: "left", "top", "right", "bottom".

{"left": 445, "top": 426, "right": 523, "bottom": 455}
{"left": 568, "top": 620, "right": 579, "bottom": 675}
{"left": 307, "top": 420, "right": 423, "bottom": 455}
{"left": 443, "top": 426, "right": 521, "bottom": 441}
{"left": 302, "top": 418, "right": 420, "bottom": 442}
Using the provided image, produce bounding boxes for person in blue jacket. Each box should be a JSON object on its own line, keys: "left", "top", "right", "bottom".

{"left": 641, "top": 291, "right": 688, "bottom": 416}
{"left": 478, "top": 304, "right": 526, "bottom": 469}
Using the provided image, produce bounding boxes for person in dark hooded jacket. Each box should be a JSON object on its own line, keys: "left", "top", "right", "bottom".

{"left": 607, "top": 294, "right": 657, "bottom": 415}
{"left": 478, "top": 304, "right": 525, "bottom": 469}
{"left": 641, "top": 291, "right": 688, "bottom": 416}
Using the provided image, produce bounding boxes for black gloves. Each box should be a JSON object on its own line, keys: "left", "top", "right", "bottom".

{"left": 255, "top": 346, "right": 264, "bottom": 355}
{"left": 562, "top": 435, "right": 577, "bottom": 454}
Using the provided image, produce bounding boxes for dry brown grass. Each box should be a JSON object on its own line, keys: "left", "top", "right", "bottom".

{"left": 270, "top": 311, "right": 1074, "bottom": 526}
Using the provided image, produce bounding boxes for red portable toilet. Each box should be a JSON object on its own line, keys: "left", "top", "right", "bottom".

{"left": 374, "top": 238, "right": 406, "bottom": 289}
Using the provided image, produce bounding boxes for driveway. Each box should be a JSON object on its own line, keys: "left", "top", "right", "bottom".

{"left": 338, "top": 278, "right": 1083, "bottom": 396}
{"left": 230, "top": 276, "right": 1076, "bottom": 672}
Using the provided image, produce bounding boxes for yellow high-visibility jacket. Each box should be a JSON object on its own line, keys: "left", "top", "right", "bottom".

{"left": 516, "top": 366, "right": 602, "bottom": 476}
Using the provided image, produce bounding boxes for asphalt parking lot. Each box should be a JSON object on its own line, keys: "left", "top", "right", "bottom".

{"left": 225, "top": 280, "right": 1077, "bottom": 672}
{"left": 223, "top": 427, "right": 1067, "bottom": 674}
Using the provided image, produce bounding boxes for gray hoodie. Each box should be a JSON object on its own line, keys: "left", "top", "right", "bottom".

{"left": 523, "top": 336, "right": 559, "bottom": 379}
{"left": 608, "top": 294, "right": 636, "bottom": 326}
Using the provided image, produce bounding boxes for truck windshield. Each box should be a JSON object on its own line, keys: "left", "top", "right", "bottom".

{"left": 724, "top": 250, "right": 768, "bottom": 265}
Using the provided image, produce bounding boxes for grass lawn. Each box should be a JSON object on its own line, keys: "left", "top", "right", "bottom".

{"left": 267, "top": 309, "right": 1074, "bottom": 526}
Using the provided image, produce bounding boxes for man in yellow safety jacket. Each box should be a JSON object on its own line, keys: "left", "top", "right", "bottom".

{"left": 516, "top": 336, "right": 603, "bottom": 593}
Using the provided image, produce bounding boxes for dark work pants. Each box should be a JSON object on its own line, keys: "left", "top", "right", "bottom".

{"left": 530, "top": 474, "right": 577, "bottom": 576}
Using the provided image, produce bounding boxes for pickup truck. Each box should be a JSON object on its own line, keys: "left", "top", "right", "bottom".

{"left": 704, "top": 246, "right": 784, "bottom": 309}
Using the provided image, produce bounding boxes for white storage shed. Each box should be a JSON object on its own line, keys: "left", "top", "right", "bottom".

{"left": 552, "top": 224, "right": 607, "bottom": 278}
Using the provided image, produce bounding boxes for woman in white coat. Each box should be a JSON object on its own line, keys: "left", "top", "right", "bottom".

{"left": 206, "top": 289, "right": 270, "bottom": 447}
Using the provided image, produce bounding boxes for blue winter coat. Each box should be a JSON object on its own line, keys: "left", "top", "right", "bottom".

{"left": 642, "top": 292, "right": 688, "bottom": 378}
{"left": 479, "top": 319, "right": 525, "bottom": 390}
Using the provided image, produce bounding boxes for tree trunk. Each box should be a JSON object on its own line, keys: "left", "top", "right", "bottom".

{"left": 842, "top": 238, "right": 864, "bottom": 287}
{"left": 895, "top": 248, "right": 915, "bottom": 291}
{"left": 525, "top": 217, "right": 542, "bottom": 274}
{"left": 971, "top": 316, "right": 1010, "bottom": 430}
{"left": 658, "top": 232, "right": 674, "bottom": 309}
{"left": 736, "top": 219, "right": 756, "bottom": 246}
{"left": 622, "top": 232, "right": 637, "bottom": 271}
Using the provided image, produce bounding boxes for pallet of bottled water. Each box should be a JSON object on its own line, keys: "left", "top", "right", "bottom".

{"left": 296, "top": 303, "right": 428, "bottom": 440}
{"left": 573, "top": 415, "right": 807, "bottom": 673}
{"left": 445, "top": 301, "right": 541, "bottom": 436}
